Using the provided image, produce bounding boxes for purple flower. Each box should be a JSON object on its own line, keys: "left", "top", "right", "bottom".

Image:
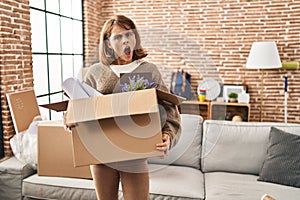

{"left": 120, "top": 75, "right": 157, "bottom": 92}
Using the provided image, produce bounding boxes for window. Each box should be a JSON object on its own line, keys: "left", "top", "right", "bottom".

{"left": 30, "top": 0, "right": 83, "bottom": 120}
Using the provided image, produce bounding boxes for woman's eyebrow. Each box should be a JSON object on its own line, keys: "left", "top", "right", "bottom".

{"left": 112, "top": 34, "right": 122, "bottom": 39}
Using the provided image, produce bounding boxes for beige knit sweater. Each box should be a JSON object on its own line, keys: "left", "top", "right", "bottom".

{"left": 83, "top": 61, "right": 181, "bottom": 148}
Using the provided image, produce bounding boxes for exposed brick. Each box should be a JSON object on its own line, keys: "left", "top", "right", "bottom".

{"left": 1, "top": 0, "right": 33, "bottom": 157}
{"left": 1, "top": 0, "right": 300, "bottom": 157}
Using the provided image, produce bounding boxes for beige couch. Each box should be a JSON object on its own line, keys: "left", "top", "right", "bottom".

{"left": 1, "top": 114, "right": 300, "bottom": 200}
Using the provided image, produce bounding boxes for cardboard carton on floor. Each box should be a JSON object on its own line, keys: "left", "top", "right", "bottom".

{"left": 43, "top": 88, "right": 184, "bottom": 167}
{"left": 37, "top": 120, "right": 92, "bottom": 179}
{"left": 6, "top": 90, "right": 92, "bottom": 179}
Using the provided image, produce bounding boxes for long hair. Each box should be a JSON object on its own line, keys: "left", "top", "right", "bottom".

{"left": 99, "top": 15, "right": 147, "bottom": 65}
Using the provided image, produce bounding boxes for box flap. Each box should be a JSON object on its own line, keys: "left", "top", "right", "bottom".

{"left": 156, "top": 89, "right": 186, "bottom": 105}
{"left": 6, "top": 90, "right": 40, "bottom": 133}
{"left": 40, "top": 89, "right": 184, "bottom": 114}
{"left": 40, "top": 100, "right": 69, "bottom": 112}
{"left": 66, "top": 88, "right": 160, "bottom": 124}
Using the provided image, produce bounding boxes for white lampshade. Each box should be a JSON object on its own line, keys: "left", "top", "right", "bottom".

{"left": 246, "top": 41, "right": 281, "bottom": 69}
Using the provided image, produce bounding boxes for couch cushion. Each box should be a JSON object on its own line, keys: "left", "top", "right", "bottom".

{"left": 258, "top": 127, "right": 300, "bottom": 188}
{"left": 201, "top": 120, "right": 300, "bottom": 175}
{"left": 23, "top": 165, "right": 204, "bottom": 200}
{"left": 22, "top": 174, "right": 98, "bottom": 200}
{"left": 149, "top": 164, "right": 205, "bottom": 199}
{"left": 205, "top": 172, "right": 300, "bottom": 200}
{"left": 148, "top": 114, "right": 203, "bottom": 169}
{"left": 0, "top": 156, "right": 35, "bottom": 200}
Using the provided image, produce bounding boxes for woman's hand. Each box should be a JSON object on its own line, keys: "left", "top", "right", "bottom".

{"left": 156, "top": 133, "right": 170, "bottom": 156}
{"left": 63, "top": 113, "right": 77, "bottom": 132}
{"left": 65, "top": 122, "right": 77, "bottom": 131}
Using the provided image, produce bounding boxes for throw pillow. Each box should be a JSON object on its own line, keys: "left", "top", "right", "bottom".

{"left": 258, "top": 127, "right": 300, "bottom": 188}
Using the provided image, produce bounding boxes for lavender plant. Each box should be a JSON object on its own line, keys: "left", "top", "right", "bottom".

{"left": 121, "top": 74, "right": 157, "bottom": 92}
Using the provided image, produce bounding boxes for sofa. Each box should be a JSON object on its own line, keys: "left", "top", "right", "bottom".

{"left": 1, "top": 114, "right": 300, "bottom": 200}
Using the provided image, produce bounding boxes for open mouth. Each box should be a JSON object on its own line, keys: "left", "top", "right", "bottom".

{"left": 124, "top": 47, "right": 131, "bottom": 56}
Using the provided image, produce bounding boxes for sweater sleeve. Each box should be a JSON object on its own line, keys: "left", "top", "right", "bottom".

{"left": 157, "top": 84, "right": 181, "bottom": 149}
{"left": 139, "top": 62, "right": 181, "bottom": 149}
{"left": 83, "top": 63, "right": 119, "bottom": 94}
{"left": 83, "top": 69, "right": 97, "bottom": 89}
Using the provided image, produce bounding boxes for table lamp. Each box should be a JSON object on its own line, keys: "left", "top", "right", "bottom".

{"left": 245, "top": 41, "right": 281, "bottom": 122}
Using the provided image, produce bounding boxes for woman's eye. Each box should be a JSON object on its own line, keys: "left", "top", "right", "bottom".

{"left": 125, "top": 32, "right": 133, "bottom": 37}
{"left": 114, "top": 35, "right": 122, "bottom": 40}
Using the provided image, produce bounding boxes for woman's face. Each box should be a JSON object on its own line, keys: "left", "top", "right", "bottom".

{"left": 108, "top": 24, "right": 136, "bottom": 65}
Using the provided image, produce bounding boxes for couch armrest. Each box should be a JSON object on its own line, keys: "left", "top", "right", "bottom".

{"left": 0, "top": 156, "right": 36, "bottom": 200}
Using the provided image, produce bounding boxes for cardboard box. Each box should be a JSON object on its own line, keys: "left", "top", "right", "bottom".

{"left": 6, "top": 90, "right": 40, "bottom": 133}
{"left": 6, "top": 89, "right": 92, "bottom": 179}
{"left": 42, "top": 88, "right": 184, "bottom": 167}
{"left": 37, "top": 120, "right": 92, "bottom": 179}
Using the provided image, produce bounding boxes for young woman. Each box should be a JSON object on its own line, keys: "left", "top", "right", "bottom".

{"left": 82, "top": 15, "right": 181, "bottom": 200}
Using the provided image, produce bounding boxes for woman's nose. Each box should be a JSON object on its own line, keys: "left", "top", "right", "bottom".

{"left": 123, "top": 37, "right": 129, "bottom": 44}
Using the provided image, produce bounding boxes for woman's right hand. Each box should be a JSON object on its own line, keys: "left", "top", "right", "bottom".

{"left": 63, "top": 113, "right": 77, "bottom": 131}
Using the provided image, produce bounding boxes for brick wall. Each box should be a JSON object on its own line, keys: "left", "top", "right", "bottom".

{"left": 1, "top": 0, "right": 300, "bottom": 156}
{"left": 83, "top": 1, "right": 103, "bottom": 67}
{"left": 0, "top": 0, "right": 33, "bottom": 156}
{"left": 84, "top": 0, "right": 300, "bottom": 123}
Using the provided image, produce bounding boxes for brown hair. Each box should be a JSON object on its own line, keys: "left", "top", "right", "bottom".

{"left": 99, "top": 15, "right": 147, "bottom": 65}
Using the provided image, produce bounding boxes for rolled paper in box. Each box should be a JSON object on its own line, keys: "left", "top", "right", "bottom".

{"left": 281, "top": 61, "right": 299, "bottom": 70}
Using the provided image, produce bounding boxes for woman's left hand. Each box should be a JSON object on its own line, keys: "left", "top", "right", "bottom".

{"left": 156, "top": 133, "right": 170, "bottom": 156}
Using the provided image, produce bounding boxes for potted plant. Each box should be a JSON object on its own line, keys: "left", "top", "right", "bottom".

{"left": 228, "top": 92, "right": 238, "bottom": 102}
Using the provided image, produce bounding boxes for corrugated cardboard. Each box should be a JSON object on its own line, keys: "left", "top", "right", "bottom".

{"left": 6, "top": 90, "right": 92, "bottom": 179}
{"left": 37, "top": 120, "right": 92, "bottom": 179}
{"left": 6, "top": 90, "right": 40, "bottom": 133}
{"left": 68, "top": 89, "right": 164, "bottom": 166}
{"left": 65, "top": 88, "right": 159, "bottom": 123}
{"left": 40, "top": 88, "right": 183, "bottom": 113}
{"left": 40, "top": 100, "right": 68, "bottom": 112}
{"left": 71, "top": 113, "right": 163, "bottom": 166}
{"left": 43, "top": 88, "right": 184, "bottom": 167}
